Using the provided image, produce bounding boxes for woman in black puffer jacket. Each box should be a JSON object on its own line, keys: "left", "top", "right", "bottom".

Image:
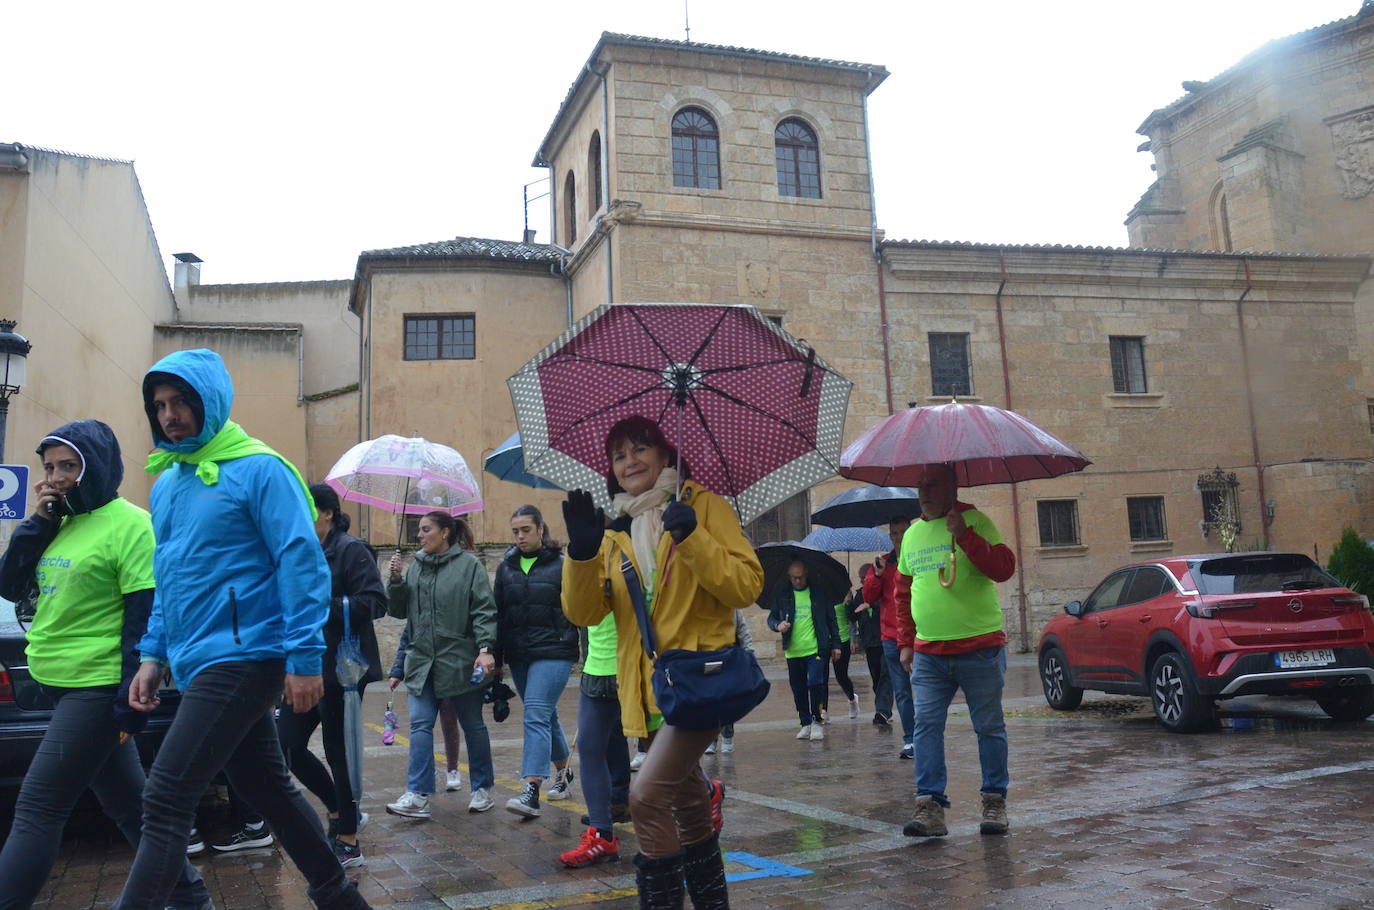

{"left": 494, "top": 504, "right": 577, "bottom": 818}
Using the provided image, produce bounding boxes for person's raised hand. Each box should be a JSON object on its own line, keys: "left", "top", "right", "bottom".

{"left": 388, "top": 552, "right": 403, "bottom": 582}
{"left": 945, "top": 509, "right": 967, "bottom": 539}
{"left": 662, "top": 501, "right": 697, "bottom": 543}
{"left": 562, "top": 489, "right": 605, "bottom": 560}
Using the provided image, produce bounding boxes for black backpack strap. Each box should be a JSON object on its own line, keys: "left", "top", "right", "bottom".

{"left": 620, "top": 553, "right": 657, "bottom": 660}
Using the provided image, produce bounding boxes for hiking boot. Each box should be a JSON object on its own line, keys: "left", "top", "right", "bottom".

{"left": 581, "top": 803, "right": 631, "bottom": 826}
{"left": 386, "top": 791, "right": 431, "bottom": 819}
{"left": 547, "top": 767, "right": 575, "bottom": 801}
{"left": 795, "top": 724, "right": 812, "bottom": 740}
{"left": 185, "top": 827, "right": 205, "bottom": 856}
{"left": 720, "top": 736, "right": 734, "bottom": 753}
{"left": 212, "top": 822, "right": 273, "bottom": 852}
{"left": 506, "top": 781, "right": 541, "bottom": 818}
{"left": 707, "top": 778, "right": 725, "bottom": 833}
{"left": 446, "top": 769, "right": 462, "bottom": 791}
{"left": 980, "top": 792, "right": 1009, "bottom": 835}
{"left": 332, "top": 838, "right": 365, "bottom": 868}
{"left": 468, "top": 788, "right": 495, "bottom": 812}
{"left": 559, "top": 826, "right": 620, "bottom": 868}
{"left": 809, "top": 723, "right": 825, "bottom": 741}
{"left": 902, "top": 795, "right": 948, "bottom": 837}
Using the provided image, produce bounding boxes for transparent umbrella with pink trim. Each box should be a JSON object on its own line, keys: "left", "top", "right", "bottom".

{"left": 325, "top": 434, "right": 483, "bottom": 542}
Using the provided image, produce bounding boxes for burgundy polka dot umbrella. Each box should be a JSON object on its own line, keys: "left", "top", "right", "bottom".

{"left": 507, "top": 303, "right": 853, "bottom": 525}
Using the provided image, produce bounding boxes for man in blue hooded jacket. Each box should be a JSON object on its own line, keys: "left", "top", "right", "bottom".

{"left": 115, "top": 349, "right": 370, "bottom": 910}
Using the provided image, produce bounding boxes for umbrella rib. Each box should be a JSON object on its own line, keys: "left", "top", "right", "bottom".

{"left": 687, "top": 392, "right": 744, "bottom": 511}
{"left": 549, "top": 353, "right": 663, "bottom": 376}
{"left": 538, "top": 384, "right": 663, "bottom": 455}
{"left": 625, "top": 306, "right": 679, "bottom": 366}
{"left": 693, "top": 379, "right": 827, "bottom": 454}
{"left": 685, "top": 307, "right": 733, "bottom": 368}
{"left": 698, "top": 357, "right": 841, "bottom": 377}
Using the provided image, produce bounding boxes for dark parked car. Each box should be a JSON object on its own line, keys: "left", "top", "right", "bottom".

{"left": 1038, "top": 552, "right": 1374, "bottom": 732}
{"left": 0, "top": 594, "right": 179, "bottom": 787}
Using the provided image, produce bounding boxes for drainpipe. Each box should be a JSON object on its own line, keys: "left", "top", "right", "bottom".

{"left": 993, "top": 253, "right": 1031, "bottom": 652}
{"left": 296, "top": 329, "right": 305, "bottom": 405}
{"left": 550, "top": 243, "right": 574, "bottom": 327}
{"left": 597, "top": 63, "right": 614, "bottom": 303}
{"left": 863, "top": 86, "right": 894, "bottom": 415}
{"left": 361, "top": 271, "right": 374, "bottom": 540}
{"left": 1235, "top": 257, "right": 1270, "bottom": 549}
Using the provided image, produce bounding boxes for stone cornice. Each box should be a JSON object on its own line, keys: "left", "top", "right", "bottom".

{"left": 624, "top": 208, "right": 873, "bottom": 242}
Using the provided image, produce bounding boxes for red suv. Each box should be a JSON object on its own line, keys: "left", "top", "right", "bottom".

{"left": 1037, "top": 552, "right": 1374, "bottom": 732}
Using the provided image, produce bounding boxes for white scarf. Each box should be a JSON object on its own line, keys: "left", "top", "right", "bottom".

{"left": 611, "top": 467, "right": 679, "bottom": 592}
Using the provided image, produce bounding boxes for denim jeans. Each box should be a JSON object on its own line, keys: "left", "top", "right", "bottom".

{"left": 113, "top": 660, "right": 367, "bottom": 909}
{"left": 882, "top": 640, "right": 915, "bottom": 745}
{"left": 865, "top": 645, "right": 893, "bottom": 718}
{"left": 407, "top": 680, "right": 493, "bottom": 795}
{"left": 576, "top": 686, "right": 631, "bottom": 831}
{"left": 785, "top": 654, "right": 827, "bottom": 725}
{"left": 0, "top": 687, "right": 208, "bottom": 910}
{"left": 508, "top": 659, "right": 572, "bottom": 780}
{"left": 911, "top": 646, "right": 1009, "bottom": 806}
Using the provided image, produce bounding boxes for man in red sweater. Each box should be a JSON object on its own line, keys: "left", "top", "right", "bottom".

{"left": 861, "top": 518, "right": 914, "bottom": 759}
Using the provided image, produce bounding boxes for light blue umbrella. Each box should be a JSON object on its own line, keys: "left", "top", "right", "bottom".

{"left": 802, "top": 526, "right": 891, "bottom": 553}
{"left": 484, "top": 431, "right": 564, "bottom": 490}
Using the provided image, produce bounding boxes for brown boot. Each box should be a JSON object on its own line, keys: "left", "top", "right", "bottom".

{"left": 901, "top": 795, "right": 947, "bottom": 837}
{"left": 979, "top": 792, "right": 1008, "bottom": 835}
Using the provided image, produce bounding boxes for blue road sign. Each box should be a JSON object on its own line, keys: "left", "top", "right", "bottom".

{"left": 0, "top": 465, "right": 28, "bottom": 520}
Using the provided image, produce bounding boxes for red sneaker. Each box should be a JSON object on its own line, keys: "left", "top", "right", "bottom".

{"left": 708, "top": 778, "right": 726, "bottom": 833}
{"left": 559, "top": 827, "right": 620, "bottom": 868}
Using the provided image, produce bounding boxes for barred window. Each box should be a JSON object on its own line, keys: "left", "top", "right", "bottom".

{"left": 745, "top": 491, "right": 810, "bottom": 546}
{"left": 1038, "top": 500, "right": 1080, "bottom": 547}
{"left": 774, "top": 118, "right": 821, "bottom": 198}
{"left": 929, "top": 332, "right": 972, "bottom": 397}
{"left": 1127, "top": 496, "right": 1167, "bottom": 542}
{"left": 1109, "top": 336, "right": 1147, "bottom": 393}
{"left": 672, "top": 108, "right": 721, "bottom": 190}
{"left": 404, "top": 315, "right": 475, "bottom": 360}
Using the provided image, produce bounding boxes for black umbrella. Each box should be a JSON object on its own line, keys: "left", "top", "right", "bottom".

{"left": 755, "top": 542, "right": 851, "bottom": 611}
{"left": 810, "top": 485, "right": 921, "bottom": 528}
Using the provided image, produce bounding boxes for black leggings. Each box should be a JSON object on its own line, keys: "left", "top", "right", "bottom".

{"left": 830, "top": 646, "right": 855, "bottom": 699}
{"left": 278, "top": 683, "right": 364, "bottom": 837}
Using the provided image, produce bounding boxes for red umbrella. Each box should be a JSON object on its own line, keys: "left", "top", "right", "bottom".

{"left": 839, "top": 401, "right": 1090, "bottom": 587}
{"left": 839, "top": 401, "right": 1090, "bottom": 487}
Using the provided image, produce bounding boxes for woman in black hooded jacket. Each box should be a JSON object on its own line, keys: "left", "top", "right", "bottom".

{"left": 0, "top": 420, "right": 211, "bottom": 910}
{"left": 493, "top": 505, "right": 577, "bottom": 818}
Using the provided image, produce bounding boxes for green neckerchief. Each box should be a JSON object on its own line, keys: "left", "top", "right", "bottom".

{"left": 145, "top": 419, "right": 317, "bottom": 519}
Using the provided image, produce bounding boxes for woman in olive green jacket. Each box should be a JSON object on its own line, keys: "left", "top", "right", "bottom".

{"left": 384, "top": 511, "right": 498, "bottom": 819}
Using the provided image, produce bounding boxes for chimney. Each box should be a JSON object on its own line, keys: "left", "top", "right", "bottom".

{"left": 172, "top": 252, "right": 202, "bottom": 309}
{"left": 523, "top": 229, "right": 537, "bottom": 244}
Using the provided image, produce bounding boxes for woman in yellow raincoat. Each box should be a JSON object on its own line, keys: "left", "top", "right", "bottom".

{"left": 562, "top": 415, "right": 762, "bottom": 910}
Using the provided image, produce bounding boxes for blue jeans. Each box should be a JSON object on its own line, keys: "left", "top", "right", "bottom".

{"left": 508, "top": 659, "right": 572, "bottom": 780}
{"left": 407, "top": 680, "right": 493, "bottom": 795}
{"left": 911, "top": 646, "right": 1009, "bottom": 806}
{"left": 0, "top": 687, "right": 208, "bottom": 910}
{"left": 882, "top": 640, "right": 915, "bottom": 745}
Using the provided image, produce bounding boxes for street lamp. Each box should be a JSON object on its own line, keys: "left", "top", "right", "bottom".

{"left": 0, "top": 320, "right": 32, "bottom": 462}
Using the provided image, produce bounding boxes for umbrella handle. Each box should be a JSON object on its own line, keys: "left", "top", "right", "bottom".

{"left": 938, "top": 535, "right": 957, "bottom": 589}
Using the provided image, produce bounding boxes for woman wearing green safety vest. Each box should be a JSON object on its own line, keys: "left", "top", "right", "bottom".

{"left": 0, "top": 420, "right": 211, "bottom": 910}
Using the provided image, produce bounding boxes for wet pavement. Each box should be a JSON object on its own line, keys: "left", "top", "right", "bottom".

{"left": 21, "top": 654, "right": 1374, "bottom": 909}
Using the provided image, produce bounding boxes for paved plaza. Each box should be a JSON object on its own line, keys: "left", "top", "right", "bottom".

{"left": 19, "top": 654, "right": 1374, "bottom": 909}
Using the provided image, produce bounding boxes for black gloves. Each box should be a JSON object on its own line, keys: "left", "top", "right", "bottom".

{"left": 113, "top": 696, "right": 149, "bottom": 737}
{"left": 563, "top": 489, "right": 606, "bottom": 561}
{"left": 663, "top": 501, "right": 697, "bottom": 543}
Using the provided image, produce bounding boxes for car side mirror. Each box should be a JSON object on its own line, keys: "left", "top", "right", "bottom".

{"left": 1064, "top": 600, "right": 1084, "bottom": 617}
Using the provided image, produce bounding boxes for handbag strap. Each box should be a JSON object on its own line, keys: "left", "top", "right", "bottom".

{"left": 619, "top": 553, "right": 658, "bottom": 660}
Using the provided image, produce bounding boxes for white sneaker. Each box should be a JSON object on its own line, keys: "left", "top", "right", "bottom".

{"left": 820, "top": 708, "right": 830, "bottom": 724}
{"left": 630, "top": 751, "right": 647, "bottom": 771}
{"left": 796, "top": 724, "right": 812, "bottom": 740}
{"left": 810, "top": 724, "right": 825, "bottom": 741}
{"left": 704, "top": 740, "right": 717, "bottom": 755}
{"left": 547, "top": 767, "right": 575, "bottom": 801}
{"left": 385, "top": 791, "right": 431, "bottom": 819}
{"left": 356, "top": 811, "right": 370, "bottom": 833}
{"left": 446, "top": 769, "right": 462, "bottom": 791}
{"left": 468, "top": 787, "right": 495, "bottom": 813}
{"left": 848, "top": 695, "right": 861, "bottom": 719}
{"left": 720, "top": 737, "right": 734, "bottom": 753}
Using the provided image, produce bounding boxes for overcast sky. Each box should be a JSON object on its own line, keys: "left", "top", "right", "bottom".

{"left": 6, "top": 0, "right": 1361, "bottom": 285}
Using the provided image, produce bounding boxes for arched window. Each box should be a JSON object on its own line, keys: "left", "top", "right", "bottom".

{"left": 774, "top": 118, "right": 820, "bottom": 198}
{"left": 588, "top": 131, "right": 603, "bottom": 214}
{"left": 671, "top": 107, "right": 720, "bottom": 189}
{"left": 564, "top": 170, "right": 577, "bottom": 245}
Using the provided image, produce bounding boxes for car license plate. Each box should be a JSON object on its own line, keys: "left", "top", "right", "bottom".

{"left": 1275, "top": 648, "right": 1336, "bottom": 669}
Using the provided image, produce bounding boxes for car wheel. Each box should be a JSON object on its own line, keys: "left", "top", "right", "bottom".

{"left": 1150, "top": 651, "right": 1213, "bottom": 733}
{"left": 1039, "top": 646, "right": 1083, "bottom": 710}
{"left": 1314, "top": 687, "right": 1374, "bottom": 722}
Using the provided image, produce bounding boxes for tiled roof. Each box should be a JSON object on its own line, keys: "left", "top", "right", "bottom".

{"left": 880, "top": 238, "right": 1370, "bottom": 262}
{"left": 8, "top": 142, "right": 134, "bottom": 165}
{"left": 1137, "top": 6, "right": 1373, "bottom": 133}
{"left": 534, "top": 32, "right": 888, "bottom": 166}
{"left": 359, "top": 236, "right": 564, "bottom": 263}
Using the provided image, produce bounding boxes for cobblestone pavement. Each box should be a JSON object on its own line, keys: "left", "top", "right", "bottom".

{"left": 20, "top": 655, "right": 1374, "bottom": 909}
